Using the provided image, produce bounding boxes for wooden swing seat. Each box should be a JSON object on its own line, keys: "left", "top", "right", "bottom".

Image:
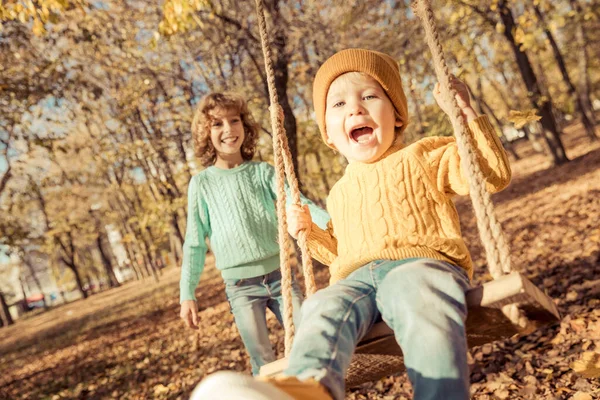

{"left": 260, "top": 271, "right": 560, "bottom": 388}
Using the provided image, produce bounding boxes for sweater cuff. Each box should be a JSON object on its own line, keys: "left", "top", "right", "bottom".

{"left": 308, "top": 223, "right": 331, "bottom": 243}
{"left": 307, "top": 223, "right": 337, "bottom": 265}
{"left": 467, "top": 115, "right": 494, "bottom": 134}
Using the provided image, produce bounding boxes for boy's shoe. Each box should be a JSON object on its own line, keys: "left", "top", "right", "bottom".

{"left": 258, "top": 375, "right": 333, "bottom": 400}
{"left": 190, "top": 371, "right": 333, "bottom": 400}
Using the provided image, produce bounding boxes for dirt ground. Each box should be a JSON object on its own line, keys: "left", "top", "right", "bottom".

{"left": 1, "top": 123, "right": 599, "bottom": 400}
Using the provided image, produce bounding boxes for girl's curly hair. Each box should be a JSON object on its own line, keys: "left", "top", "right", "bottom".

{"left": 192, "top": 92, "right": 260, "bottom": 167}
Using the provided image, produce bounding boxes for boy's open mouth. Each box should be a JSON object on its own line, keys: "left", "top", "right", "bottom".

{"left": 350, "top": 126, "right": 374, "bottom": 144}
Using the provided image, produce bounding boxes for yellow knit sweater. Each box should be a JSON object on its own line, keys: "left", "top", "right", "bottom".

{"left": 308, "top": 116, "right": 511, "bottom": 283}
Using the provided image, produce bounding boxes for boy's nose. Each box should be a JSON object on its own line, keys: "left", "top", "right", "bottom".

{"left": 348, "top": 101, "right": 366, "bottom": 116}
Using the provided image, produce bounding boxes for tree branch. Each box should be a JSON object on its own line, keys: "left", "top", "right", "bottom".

{"left": 0, "top": 167, "right": 11, "bottom": 196}
{"left": 455, "top": 0, "right": 497, "bottom": 28}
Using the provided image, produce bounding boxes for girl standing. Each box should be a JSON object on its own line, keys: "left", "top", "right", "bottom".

{"left": 179, "top": 92, "right": 329, "bottom": 375}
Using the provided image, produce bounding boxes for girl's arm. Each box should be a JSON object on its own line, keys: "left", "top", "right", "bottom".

{"left": 180, "top": 175, "right": 210, "bottom": 303}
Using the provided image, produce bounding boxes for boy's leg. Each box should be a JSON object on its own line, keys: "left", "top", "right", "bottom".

{"left": 283, "top": 270, "right": 379, "bottom": 400}
{"left": 375, "top": 259, "right": 470, "bottom": 400}
{"left": 225, "top": 278, "right": 277, "bottom": 376}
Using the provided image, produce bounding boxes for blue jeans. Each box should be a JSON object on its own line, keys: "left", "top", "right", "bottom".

{"left": 284, "top": 258, "right": 470, "bottom": 400}
{"left": 224, "top": 268, "right": 303, "bottom": 375}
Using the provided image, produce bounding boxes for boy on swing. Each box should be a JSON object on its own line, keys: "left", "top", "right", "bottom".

{"left": 193, "top": 48, "right": 512, "bottom": 400}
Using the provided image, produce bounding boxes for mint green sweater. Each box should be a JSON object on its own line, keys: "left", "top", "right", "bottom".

{"left": 180, "top": 161, "right": 330, "bottom": 302}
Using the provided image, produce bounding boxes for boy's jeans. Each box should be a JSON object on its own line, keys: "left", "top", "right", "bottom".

{"left": 225, "top": 268, "right": 303, "bottom": 375}
{"left": 284, "top": 258, "right": 471, "bottom": 400}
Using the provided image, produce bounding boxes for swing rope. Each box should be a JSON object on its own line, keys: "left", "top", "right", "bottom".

{"left": 254, "top": 0, "right": 317, "bottom": 355}
{"left": 412, "top": 0, "right": 528, "bottom": 328}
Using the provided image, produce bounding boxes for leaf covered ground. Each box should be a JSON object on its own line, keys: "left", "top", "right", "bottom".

{"left": 1, "top": 124, "right": 599, "bottom": 400}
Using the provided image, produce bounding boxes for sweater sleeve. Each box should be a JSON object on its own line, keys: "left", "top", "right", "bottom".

{"left": 306, "top": 219, "right": 338, "bottom": 266}
{"left": 262, "top": 162, "right": 330, "bottom": 229}
{"left": 179, "top": 175, "right": 210, "bottom": 303}
{"left": 421, "top": 115, "right": 512, "bottom": 196}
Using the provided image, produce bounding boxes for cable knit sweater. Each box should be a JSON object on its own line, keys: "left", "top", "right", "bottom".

{"left": 180, "top": 161, "right": 330, "bottom": 302}
{"left": 307, "top": 115, "right": 511, "bottom": 283}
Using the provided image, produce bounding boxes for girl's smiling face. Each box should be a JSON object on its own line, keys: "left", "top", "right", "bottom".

{"left": 209, "top": 107, "right": 245, "bottom": 158}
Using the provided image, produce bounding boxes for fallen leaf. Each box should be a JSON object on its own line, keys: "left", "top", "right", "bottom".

{"left": 570, "top": 392, "right": 592, "bottom": 400}
{"left": 571, "top": 352, "right": 600, "bottom": 379}
{"left": 153, "top": 384, "right": 169, "bottom": 395}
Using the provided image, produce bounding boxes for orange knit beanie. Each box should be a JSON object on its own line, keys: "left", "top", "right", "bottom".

{"left": 313, "top": 48, "right": 409, "bottom": 145}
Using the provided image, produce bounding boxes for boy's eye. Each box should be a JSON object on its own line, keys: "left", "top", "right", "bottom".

{"left": 364, "top": 94, "right": 377, "bottom": 100}
{"left": 332, "top": 101, "right": 345, "bottom": 108}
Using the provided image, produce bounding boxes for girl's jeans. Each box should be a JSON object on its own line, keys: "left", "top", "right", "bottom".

{"left": 224, "top": 268, "right": 303, "bottom": 375}
{"left": 284, "top": 258, "right": 471, "bottom": 400}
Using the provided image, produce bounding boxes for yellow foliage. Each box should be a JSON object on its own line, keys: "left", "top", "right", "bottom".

{"left": 507, "top": 109, "right": 542, "bottom": 129}
{"left": 159, "top": 0, "right": 211, "bottom": 36}
{"left": 0, "top": 0, "right": 81, "bottom": 35}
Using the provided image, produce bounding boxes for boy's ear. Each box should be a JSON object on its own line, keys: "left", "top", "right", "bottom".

{"left": 326, "top": 136, "right": 336, "bottom": 148}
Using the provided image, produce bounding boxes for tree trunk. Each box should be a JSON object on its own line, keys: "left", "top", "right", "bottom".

{"left": 144, "top": 227, "right": 161, "bottom": 281}
{"left": 139, "top": 228, "right": 160, "bottom": 282}
{"left": 169, "top": 230, "right": 183, "bottom": 267}
{"left": 19, "top": 276, "right": 28, "bottom": 307}
{"left": 170, "top": 213, "right": 184, "bottom": 266}
{"left": 497, "top": 0, "right": 569, "bottom": 165}
{"left": 522, "top": 125, "right": 546, "bottom": 153}
{"left": 0, "top": 165, "right": 11, "bottom": 197}
{"left": 123, "top": 224, "right": 148, "bottom": 280}
{"left": 64, "top": 260, "right": 87, "bottom": 299}
{"left": 533, "top": 4, "right": 597, "bottom": 140}
{"left": 569, "top": 0, "right": 597, "bottom": 126}
{"left": 97, "top": 235, "right": 120, "bottom": 288}
{"left": 0, "top": 292, "right": 13, "bottom": 327}
{"left": 56, "top": 233, "right": 87, "bottom": 299}
{"left": 123, "top": 241, "right": 143, "bottom": 280}
{"left": 404, "top": 57, "right": 426, "bottom": 137}
{"left": 270, "top": 0, "right": 301, "bottom": 189}
{"left": 22, "top": 256, "right": 47, "bottom": 309}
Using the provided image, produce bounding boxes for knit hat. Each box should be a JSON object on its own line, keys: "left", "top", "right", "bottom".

{"left": 313, "top": 48, "right": 409, "bottom": 146}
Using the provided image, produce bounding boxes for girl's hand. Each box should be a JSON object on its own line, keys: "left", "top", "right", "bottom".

{"left": 287, "top": 204, "right": 312, "bottom": 239}
{"left": 433, "top": 75, "right": 478, "bottom": 122}
{"left": 180, "top": 300, "right": 199, "bottom": 330}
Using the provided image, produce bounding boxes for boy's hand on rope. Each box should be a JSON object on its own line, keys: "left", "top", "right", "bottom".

{"left": 287, "top": 204, "right": 312, "bottom": 239}
{"left": 180, "top": 300, "right": 199, "bottom": 330}
{"left": 433, "top": 74, "right": 478, "bottom": 122}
